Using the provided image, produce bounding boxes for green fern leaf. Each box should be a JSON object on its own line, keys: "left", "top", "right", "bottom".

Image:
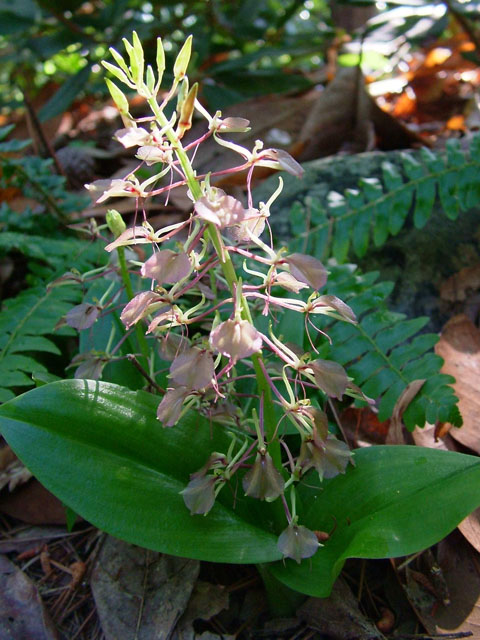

{"left": 0, "top": 285, "right": 82, "bottom": 401}
{"left": 0, "top": 232, "right": 106, "bottom": 402}
{"left": 295, "top": 134, "right": 480, "bottom": 262}
{"left": 317, "top": 263, "right": 460, "bottom": 430}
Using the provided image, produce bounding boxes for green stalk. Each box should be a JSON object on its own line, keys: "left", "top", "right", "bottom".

{"left": 117, "top": 245, "right": 150, "bottom": 367}
{"left": 147, "top": 95, "right": 281, "bottom": 466}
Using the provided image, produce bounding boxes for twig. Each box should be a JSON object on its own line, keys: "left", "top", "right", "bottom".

{"left": 392, "top": 633, "right": 472, "bottom": 639}
{"left": 126, "top": 354, "right": 165, "bottom": 393}
{"left": 23, "top": 93, "right": 65, "bottom": 177}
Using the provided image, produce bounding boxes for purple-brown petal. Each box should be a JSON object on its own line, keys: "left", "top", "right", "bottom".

{"left": 277, "top": 524, "right": 320, "bottom": 564}
{"left": 286, "top": 253, "right": 327, "bottom": 290}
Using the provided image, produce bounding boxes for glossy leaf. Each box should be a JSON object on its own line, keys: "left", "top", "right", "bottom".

{"left": 271, "top": 445, "right": 480, "bottom": 596}
{"left": 0, "top": 380, "right": 281, "bottom": 564}
{"left": 0, "top": 382, "right": 478, "bottom": 597}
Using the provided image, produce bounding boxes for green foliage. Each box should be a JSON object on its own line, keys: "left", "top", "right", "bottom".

{"left": 0, "top": 125, "right": 88, "bottom": 231}
{"left": 0, "top": 1, "right": 329, "bottom": 114}
{"left": 0, "top": 28, "right": 476, "bottom": 600}
{"left": 319, "top": 264, "right": 461, "bottom": 428}
{"left": 1, "top": 379, "right": 479, "bottom": 597}
{"left": 292, "top": 136, "right": 480, "bottom": 262}
{"left": 0, "top": 285, "right": 78, "bottom": 402}
{"left": 0, "top": 231, "right": 106, "bottom": 401}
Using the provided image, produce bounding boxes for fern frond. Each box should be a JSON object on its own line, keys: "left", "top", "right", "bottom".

{"left": 0, "top": 285, "right": 81, "bottom": 402}
{"left": 315, "top": 263, "right": 461, "bottom": 429}
{"left": 0, "top": 232, "right": 105, "bottom": 279}
{"left": 292, "top": 135, "right": 480, "bottom": 262}
{"left": 0, "top": 233, "right": 106, "bottom": 402}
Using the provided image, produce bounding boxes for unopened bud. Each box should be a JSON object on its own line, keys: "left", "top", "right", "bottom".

{"left": 105, "top": 78, "right": 129, "bottom": 114}
{"left": 106, "top": 209, "right": 127, "bottom": 238}
{"left": 174, "top": 35, "right": 192, "bottom": 81}
{"left": 177, "top": 83, "right": 198, "bottom": 138}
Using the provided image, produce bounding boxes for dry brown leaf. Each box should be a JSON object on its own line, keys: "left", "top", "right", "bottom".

{"left": 0, "top": 479, "right": 67, "bottom": 525}
{"left": 413, "top": 409, "right": 480, "bottom": 552}
{"left": 91, "top": 536, "right": 199, "bottom": 640}
{"left": 298, "top": 67, "right": 424, "bottom": 161}
{"left": 0, "top": 554, "right": 59, "bottom": 640}
{"left": 173, "top": 581, "right": 230, "bottom": 640}
{"left": 188, "top": 91, "right": 317, "bottom": 179}
{"left": 440, "top": 265, "right": 480, "bottom": 302}
{"left": 435, "top": 313, "right": 480, "bottom": 454}
{"left": 339, "top": 407, "right": 390, "bottom": 448}
{"left": 458, "top": 508, "right": 480, "bottom": 554}
{"left": 297, "top": 577, "right": 383, "bottom": 639}
{"left": 0, "top": 526, "right": 66, "bottom": 555}
{"left": 431, "top": 531, "right": 480, "bottom": 637}
{"left": 412, "top": 421, "right": 457, "bottom": 451}
{"left": 387, "top": 379, "right": 426, "bottom": 444}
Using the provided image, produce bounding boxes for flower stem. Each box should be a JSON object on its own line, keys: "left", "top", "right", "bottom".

{"left": 117, "top": 245, "right": 150, "bottom": 367}
{"left": 147, "top": 94, "right": 281, "bottom": 466}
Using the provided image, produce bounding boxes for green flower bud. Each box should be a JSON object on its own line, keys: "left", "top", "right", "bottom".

{"left": 105, "top": 79, "right": 129, "bottom": 115}
{"left": 177, "top": 83, "right": 198, "bottom": 138}
{"left": 146, "top": 64, "right": 155, "bottom": 94}
{"left": 106, "top": 209, "right": 127, "bottom": 238}
{"left": 109, "top": 47, "right": 130, "bottom": 75}
{"left": 102, "top": 61, "right": 130, "bottom": 86}
{"left": 174, "top": 35, "right": 193, "bottom": 81}
{"left": 156, "top": 37, "right": 165, "bottom": 83}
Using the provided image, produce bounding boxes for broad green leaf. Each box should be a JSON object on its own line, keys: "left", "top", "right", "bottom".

{"left": 0, "top": 380, "right": 281, "bottom": 564}
{"left": 270, "top": 446, "right": 480, "bottom": 596}
{"left": 1, "top": 382, "right": 476, "bottom": 597}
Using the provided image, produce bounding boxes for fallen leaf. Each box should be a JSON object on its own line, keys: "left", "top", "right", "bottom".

{"left": 0, "top": 526, "right": 67, "bottom": 555}
{"left": 0, "top": 554, "right": 58, "bottom": 640}
{"left": 0, "top": 447, "right": 33, "bottom": 492}
{"left": 413, "top": 418, "right": 480, "bottom": 553}
{"left": 91, "top": 536, "right": 199, "bottom": 640}
{"left": 458, "top": 508, "right": 480, "bottom": 555}
{"left": 440, "top": 265, "right": 480, "bottom": 302}
{"left": 339, "top": 407, "right": 390, "bottom": 448}
{"left": 173, "top": 581, "right": 230, "bottom": 640}
{"left": 431, "top": 531, "right": 480, "bottom": 637}
{"left": 297, "top": 577, "right": 383, "bottom": 639}
{"left": 298, "top": 67, "right": 424, "bottom": 161}
{"left": 0, "top": 479, "right": 68, "bottom": 525}
{"left": 387, "top": 379, "right": 426, "bottom": 444}
{"left": 435, "top": 314, "right": 480, "bottom": 454}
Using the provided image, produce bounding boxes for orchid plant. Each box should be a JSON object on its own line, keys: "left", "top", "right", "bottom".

{"left": 82, "top": 32, "right": 365, "bottom": 563}
{"left": 3, "top": 33, "right": 480, "bottom": 603}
